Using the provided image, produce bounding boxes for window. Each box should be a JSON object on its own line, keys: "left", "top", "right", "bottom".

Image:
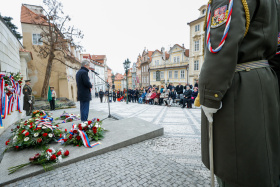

{"left": 168, "top": 71, "right": 172, "bottom": 78}
{"left": 195, "top": 24, "right": 200, "bottom": 32}
{"left": 177, "top": 56, "right": 180, "bottom": 63}
{"left": 143, "top": 66, "right": 145, "bottom": 72}
{"left": 202, "top": 9, "right": 206, "bottom": 15}
{"left": 160, "top": 71, "right": 164, "bottom": 80}
{"left": 174, "top": 57, "right": 177, "bottom": 63}
{"left": 180, "top": 70, "right": 185, "bottom": 78}
{"left": 32, "top": 34, "right": 43, "bottom": 45}
{"left": 194, "top": 60, "right": 199, "bottom": 71}
{"left": 174, "top": 71, "right": 178, "bottom": 79}
{"left": 153, "top": 72, "right": 156, "bottom": 79}
{"left": 194, "top": 40, "right": 200, "bottom": 52}
{"left": 144, "top": 77, "right": 146, "bottom": 83}
{"left": 155, "top": 60, "right": 159, "bottom": 66}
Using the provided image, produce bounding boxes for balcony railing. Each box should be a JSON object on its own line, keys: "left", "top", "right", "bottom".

{"left": 150, "top": 61, "right": 189, "bottom": 68}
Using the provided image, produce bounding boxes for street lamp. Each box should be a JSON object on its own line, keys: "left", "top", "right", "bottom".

{"left": 111, "top": 73, "right": 115, "bottom": 90}
{"left": 123, "top": 58, "right": 131, "bottom": 104}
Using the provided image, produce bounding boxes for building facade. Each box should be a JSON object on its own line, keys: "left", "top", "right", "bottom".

{"left": 131, "top": 62, "right": 137, "bottom": 89}
{"left": 127, "top": 69, "right": 132, "bottom": 89}
{"left": 0, "top": 15, "right": 32, "bottom": 134}
{"left": 21, "top": 4, "right": 81, "bottom": 101}
{"left": 140, "top": 49, "right": 153, "bottom": 88}
{"left": 114, "top": 73, "right": 124, "bottom": 91}
{"left": 136, "top": 55, "right": 142, "bottom": 88}
{"left": 150, "top": 44, "right": 189, "bottom": 87}
{"left": 107, "top": 66, "right": 112, "bottom": 87}
{"left": 187, "top": 5, "right": 207, "bottom": 85}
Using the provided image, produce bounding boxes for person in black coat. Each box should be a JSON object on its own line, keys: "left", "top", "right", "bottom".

{"left": 128, "top": 88, "right": 132, "bottom": 102}
{"left": 181, "top": 86, "right": 192, "bottom": 108}
{"left": 113, "top": 90, "right": 117, "bottom": 102}
{"left": 175, "top": 83, "right": 184, "bottom": 98}
{"left": 99, "top": 89, "right": 104, "bottom": 103}
{"left": 131, "top": 89, "right": 136, "bottom": 103}
{"left": 76, "top": 60, "right": 93, "bottom": 121}
{"left": 135, "top": 88, "right": 139, "bottom": 102}
{"left": 194, "top": 80, "right": 199, "bottom": 88}
{"left": 168, "top": 88, "right": 177, "bottom": 106}
{"left": 167, "top": 83, "right": 174, "bottom": 91}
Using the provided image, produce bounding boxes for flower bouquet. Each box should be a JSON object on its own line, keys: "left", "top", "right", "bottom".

{"left": 55, "top": 111, "right": 80, "bottom": 123}
{"left": 32, "top": 110, "right": 49, "bottom": 118}
{"left": 5, "top": 118, "right": 63, "bottom": 151}
{"left": 8, "top": 147, "right": 69, "bottom": 175}
{"left": 60, "top": 118, "right": 105, "bottom": 148}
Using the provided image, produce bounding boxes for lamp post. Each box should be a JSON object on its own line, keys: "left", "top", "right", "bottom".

{"left": 111, "top": 73, "right": 115, "bottom": 90}
{"left": 123, "top": 59, "right": 131, "bottom": 104}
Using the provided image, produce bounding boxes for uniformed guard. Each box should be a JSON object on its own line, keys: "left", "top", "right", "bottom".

{"left": 23, "top": 80, "right": 33, "bottom": 116}
{"left": 199, "top": 0, "right": 280, "bottom": 186}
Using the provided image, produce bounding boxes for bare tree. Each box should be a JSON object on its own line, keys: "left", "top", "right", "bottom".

{"left": 28, "top": 0, "right": 83, "bottom": 98}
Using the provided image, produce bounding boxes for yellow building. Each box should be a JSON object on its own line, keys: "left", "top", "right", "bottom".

{"left": 187, "top": 5, "right": 207, "bottom": 85}
{"left": 21, "top": 4, "right": 81, "bottom": 101}
{"left": 150, "top": 44, "right": 189, "bottom": 87}
{"left": 114, "top": 73, "right": 124, "bottom": 91}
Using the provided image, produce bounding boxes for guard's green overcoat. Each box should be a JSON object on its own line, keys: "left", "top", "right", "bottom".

{"left": 199, "top": 0, "right": 280, "bottom": 186}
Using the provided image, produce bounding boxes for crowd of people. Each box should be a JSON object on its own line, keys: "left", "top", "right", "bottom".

{"left": 95, "top": 81, "right": 199, "bottom": 109}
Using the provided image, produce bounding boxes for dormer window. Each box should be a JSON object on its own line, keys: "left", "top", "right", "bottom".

{"left": 202, "top": 9, "right": 206, "bottom": 15}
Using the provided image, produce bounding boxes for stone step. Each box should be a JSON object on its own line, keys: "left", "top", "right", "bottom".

{"left": 0, "top": 111, "right": 163, "bottom": 186}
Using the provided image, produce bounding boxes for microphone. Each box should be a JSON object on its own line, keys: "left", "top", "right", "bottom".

{"left": 90, "top": 69, "right": 99, "bottom": 75}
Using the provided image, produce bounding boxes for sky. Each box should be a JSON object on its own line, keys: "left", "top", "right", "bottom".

{"left": 0, "top": 0, "right": 207, "bottom": 74}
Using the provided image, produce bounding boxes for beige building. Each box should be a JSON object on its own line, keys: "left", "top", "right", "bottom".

{"left": 136, "top": 55, "right": 142, "bottom": 88}
{"left": 150, "top": 44, "right": 189, "bottom": 87}
{"left": 21, "top": 4, "right": 81, "bottom": 101}
{"left": 187, "top": 5, "right": 207, "bottom": 85}
{"left": 140, "top": 49, "right": 153, "bottom": 88}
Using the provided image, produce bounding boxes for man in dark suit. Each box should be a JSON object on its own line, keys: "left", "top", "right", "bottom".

{"left": 181, "top": 86, "right": 192, "bottom": 108}
{"left": 76, "top": 60, "right": 92, "bottom": 122}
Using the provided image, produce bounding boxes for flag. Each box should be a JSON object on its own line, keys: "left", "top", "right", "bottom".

{"left": 47, "top": 86, "right": 52, "bottom": 102}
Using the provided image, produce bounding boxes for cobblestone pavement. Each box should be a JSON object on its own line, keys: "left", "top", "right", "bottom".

{"left": 5, "top": 98, "right": 216, "bottom": 187}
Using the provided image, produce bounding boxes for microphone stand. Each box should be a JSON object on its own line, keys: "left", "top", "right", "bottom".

{"left": 92, "top": 71, "right": 117, "bottom": 121}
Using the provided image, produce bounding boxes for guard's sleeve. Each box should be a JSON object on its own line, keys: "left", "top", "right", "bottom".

{"left": 22, "top": 86, "right": 28, "bottom": 96}
{"left": 268, "top": 0, "right": 280, "bottom": 71}
{"left": 199, "top": 0, "right": 255, "bottom": 109}
{"left": 81, "top": 72, "right": 92, "bottom": 89}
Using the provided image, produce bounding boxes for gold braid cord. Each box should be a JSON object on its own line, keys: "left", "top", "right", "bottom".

{"left": 241, "top": 0, "right": 250, "bottom": 37}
